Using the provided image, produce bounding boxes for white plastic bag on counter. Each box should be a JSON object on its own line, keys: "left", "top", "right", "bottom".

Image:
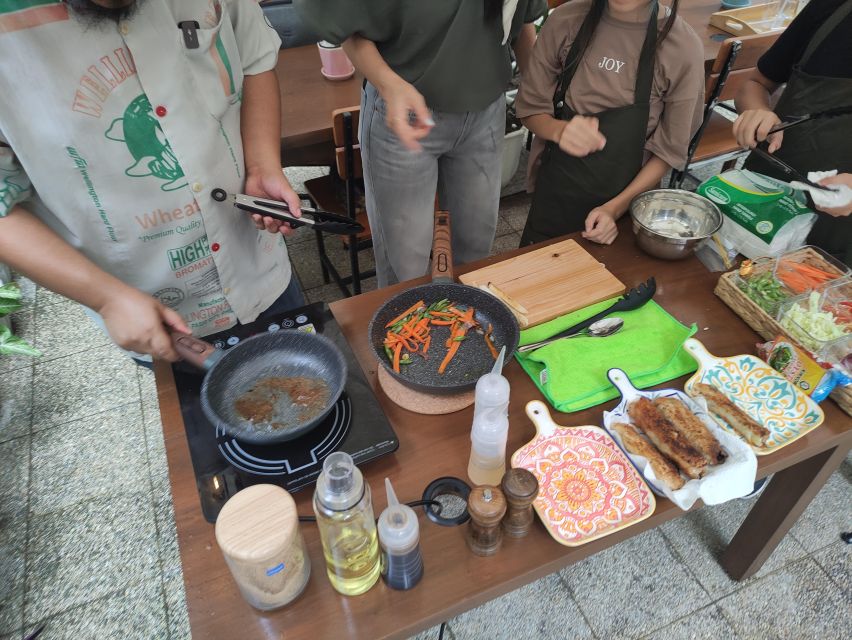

{"left": 697, "top": 169, "right": 816, "bottom": 259}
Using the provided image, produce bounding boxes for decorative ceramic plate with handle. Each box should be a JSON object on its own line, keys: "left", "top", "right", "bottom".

{"left": 511, "top": 400, "right": 655, "bottom": 547}
{"left": 682, "top": 338, "right": 824, "bottom": 455}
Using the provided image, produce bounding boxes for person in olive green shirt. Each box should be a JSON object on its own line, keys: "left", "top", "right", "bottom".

{"left": 296, "top": 0, "right": 547, "bottom": 286}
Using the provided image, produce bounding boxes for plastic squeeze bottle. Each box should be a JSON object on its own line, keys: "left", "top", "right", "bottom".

{"left": 378, "top": 478, "right": 424, "bottom": 590}
{"left": 468, "top": 407, "right": 510, "bottom": 486}
{"left": 313, "top": 452, "right": 381, "bottom": 596}
{"left": 468, "top": 346, "right": 511, "bottom": 486}
{"left": 471, "top": 345, "right": 510, "bottom": 422}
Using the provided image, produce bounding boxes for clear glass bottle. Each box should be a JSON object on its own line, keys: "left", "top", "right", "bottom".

{"left": 313, "top": 452, "right": 381, "bottom": 596}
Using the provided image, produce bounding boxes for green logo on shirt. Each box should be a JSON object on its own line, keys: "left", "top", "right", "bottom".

{"left": 105, "top": 93, "right": 187, "bottom": 192}
{"left": 168, "top": 237, "right": 211, "bottom": 271}
{"left": 0, "top": 164, "right": 30, "bottom": 217}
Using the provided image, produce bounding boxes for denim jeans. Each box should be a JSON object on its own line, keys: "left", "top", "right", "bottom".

{"left": 360, "top": 83, "right": 505, "bottom": 287}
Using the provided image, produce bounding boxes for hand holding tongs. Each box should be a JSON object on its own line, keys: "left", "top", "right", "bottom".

{"left": 212, "top": 189, "right": 365, "bottom": 235}
{"left": 748, "top": 105, "right": 852, "bottom": 193}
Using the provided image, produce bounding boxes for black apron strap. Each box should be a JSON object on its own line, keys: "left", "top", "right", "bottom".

{"left": 799, "top": 0, "right": 852, "bottom": 67}
{"left": 634, "top": 1, "right": 659, "bottom": 105}
{"left": 552, "top": 1, "right": 659, "bottom": 112}
{"left": 551, "top": 8, "right": 596, "bottom": 110}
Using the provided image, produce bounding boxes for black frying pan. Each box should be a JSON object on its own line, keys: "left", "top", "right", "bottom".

{"left": 368, "top": 211, "right": 520, "bottom": 395}
{"left": 171, "top": 330, "right": 347, "bottom": 444}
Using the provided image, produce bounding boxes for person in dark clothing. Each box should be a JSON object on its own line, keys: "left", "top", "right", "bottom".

{"left": 734, "top": 0, "right": 852, "bottom": 264}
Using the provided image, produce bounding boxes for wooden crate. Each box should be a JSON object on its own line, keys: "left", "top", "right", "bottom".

{"left": 715, "top": 270, "right": 852, "bottom": 416}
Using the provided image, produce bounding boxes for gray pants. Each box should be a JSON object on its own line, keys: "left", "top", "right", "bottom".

{"left": 360, "top": 83, "right": 504, "bottom": 287}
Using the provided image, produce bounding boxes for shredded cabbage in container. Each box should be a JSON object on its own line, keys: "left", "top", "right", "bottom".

{"left": 780, "top": 292, "right": 849, "bottom": 352}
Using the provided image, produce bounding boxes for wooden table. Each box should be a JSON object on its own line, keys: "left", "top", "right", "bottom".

{"left": 275, "top": 2, "right": 733, "bottom": 162}
{"left": 680, "top": 0, "right": 737, "bottom": 70}
{"left": 276, "top": 44, "right": 362, "bottom": 167}
{"left": 154, "top": 227, "right": 852, "bottom": 640}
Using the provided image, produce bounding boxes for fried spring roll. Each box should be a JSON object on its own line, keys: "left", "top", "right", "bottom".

{"left": 612, "top": 422, "right": 686, "bottom": 490}
{"left": 628, "top": 397, "right": 708, "bottom": 479}
{"left": 692, "top": 383, "right": 770, "bottom": 447}
{"left": 654, "top": 397, "right": 727, "bottom": 465}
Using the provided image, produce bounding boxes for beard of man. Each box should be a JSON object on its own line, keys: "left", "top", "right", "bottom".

{"left": 64, "top": 0, "right": 143, "bottom": 25}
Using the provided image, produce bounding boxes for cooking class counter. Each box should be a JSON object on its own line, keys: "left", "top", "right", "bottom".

{"left": 153, "top": 223, "right": 852, "bottom": 640}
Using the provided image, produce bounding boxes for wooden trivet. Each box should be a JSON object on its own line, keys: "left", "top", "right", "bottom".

{"left": 377, "top": 367, "right": 474, "bottom": 414}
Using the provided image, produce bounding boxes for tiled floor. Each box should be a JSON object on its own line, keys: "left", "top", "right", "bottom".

{"left": 0, "top": 166, "right": 850, "bottom": 640}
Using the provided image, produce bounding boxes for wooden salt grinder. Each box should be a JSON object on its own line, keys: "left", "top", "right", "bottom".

{"left": 501, "top": 469, "right": 539, "bottom": 538}
{"left": 466, "top": 485, "right": 507, "bottom": 556}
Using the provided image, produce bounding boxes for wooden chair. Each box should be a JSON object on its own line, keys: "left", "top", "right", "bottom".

{"left": 669, "top": 32, "right": 781, "bottom": 189}
{"left": 304, "top": 107, "right": 375, "bottom": 297}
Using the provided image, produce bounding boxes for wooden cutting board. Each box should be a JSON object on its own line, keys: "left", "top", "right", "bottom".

{"left": 459, "top": 239, "right": 625, "bottom": 328}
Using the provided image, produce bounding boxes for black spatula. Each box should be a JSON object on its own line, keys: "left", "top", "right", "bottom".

{"left": 517, "top": 277, "right": 656, "bottom": 353}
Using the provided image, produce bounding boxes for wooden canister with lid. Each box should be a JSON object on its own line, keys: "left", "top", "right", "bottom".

{"left": 466, "top": 485, "right": 507, "bottom": 556}
{"left": 215, "top": 484, "right": 311, "bottom": 610}
{"left": 501, "top": 468, "right": 539, "bottom": 538}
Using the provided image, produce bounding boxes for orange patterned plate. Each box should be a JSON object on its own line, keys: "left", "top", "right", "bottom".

{"left": 511, "top": 400, "right": 656, "bottom": 547}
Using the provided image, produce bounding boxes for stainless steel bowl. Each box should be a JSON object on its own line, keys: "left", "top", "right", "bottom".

{"left": 629, "top": 189, "right": 723, "bottom": 260}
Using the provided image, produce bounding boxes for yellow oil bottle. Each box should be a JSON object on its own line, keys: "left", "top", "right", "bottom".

{"left": 313, "top": 452, "right": 381, "bottom": 596}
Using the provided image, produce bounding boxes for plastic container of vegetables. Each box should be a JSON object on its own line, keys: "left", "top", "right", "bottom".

{"left": 773, "top": 245, "right": 849, "bottom": 296}
{"left": 820, "top": 278, "right": 852, "bottom": 318}
{"left": 821, "top": 334, "right": 852, "bottom": 378}
{"left": 777, "top": 288, "right": 852, "bottom": 354}
{"left": 734, "top": 257, "right": 793, "bottom": 316}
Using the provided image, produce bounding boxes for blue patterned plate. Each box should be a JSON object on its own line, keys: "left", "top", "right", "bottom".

{"left": 683, "top": 339, "right": 824, "bottom": 455}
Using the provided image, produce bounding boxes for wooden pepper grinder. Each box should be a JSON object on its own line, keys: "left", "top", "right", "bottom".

{"left": 466, "top": 485, "right": 507, "bottom": 556}
{"left": 500, "top": 468, "right": 539, "bottom": 538}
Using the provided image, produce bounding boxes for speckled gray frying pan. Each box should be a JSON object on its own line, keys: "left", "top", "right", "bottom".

{"left": 171, "top": 330, "right": 347, "bottom": 445}
{"left": 368, "top": 211, "right": 520, "bottom": 395}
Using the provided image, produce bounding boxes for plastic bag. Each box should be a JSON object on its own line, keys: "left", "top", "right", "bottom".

{"left": 697, "top": 170, "right": 816, "bottom": 259}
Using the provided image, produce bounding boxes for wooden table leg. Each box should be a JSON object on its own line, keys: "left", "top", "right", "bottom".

{"left": 722, "top": 443, "right": 850, "bottom": 580}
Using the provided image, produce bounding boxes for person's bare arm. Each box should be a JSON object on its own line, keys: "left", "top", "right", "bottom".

{"left": 512, "top": 23, "right": 537, "bottom": 74}
{"left": 0, "top": 206, "right": 189, "bottom": 359}
{"left": 733, "top": 69, "right": 784, "bottom": 152}
{"left": 342, "top": 35, "right": 434, "bottom": 151}
{"left": 583, "top": 155, "right": 671, "bottom": 245}
{"left": 241, "top": 69, "right": 302, "bottom": 235}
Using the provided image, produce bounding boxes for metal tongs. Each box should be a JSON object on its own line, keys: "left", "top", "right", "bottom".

{"left": 753, "top": 104, "right": 852, "bottom": 191}
{"left": 749, "top": 145, "right": 835, "bottom": 192}
{"left": 212, "top": 189, "right": 365, "bottom": 235}
{"left": 767, "top": 104, "right": 852, "bottom": 135}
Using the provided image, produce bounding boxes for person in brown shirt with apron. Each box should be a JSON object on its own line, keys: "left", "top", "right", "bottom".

{"left": 515, "top": 0, "right": 704, "bottom": 246}
{"left": 734, "top": 0, "right": 852, "bottom": 265}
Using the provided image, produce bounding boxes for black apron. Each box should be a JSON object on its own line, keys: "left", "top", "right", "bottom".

{"left": 520, "top": 2, "right": 659, "bottom": 246}
{"left": 743, "top": 0, "right": 852, "bottom": 265}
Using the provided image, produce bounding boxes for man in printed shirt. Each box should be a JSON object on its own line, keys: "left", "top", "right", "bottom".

{"left": 0, "top": 0, "right": 302, "bottom": 362}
